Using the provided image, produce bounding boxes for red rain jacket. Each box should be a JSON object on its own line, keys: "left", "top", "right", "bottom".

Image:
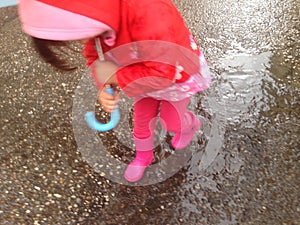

{"left": 82, "top": 0, "right": 201, "bottom": 95}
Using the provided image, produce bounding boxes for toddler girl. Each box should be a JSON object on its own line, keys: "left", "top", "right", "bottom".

{"left": 18, "top": 0, "right": 211, "bottom": 182}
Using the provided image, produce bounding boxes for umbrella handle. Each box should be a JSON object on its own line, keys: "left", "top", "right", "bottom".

{"left": 85, "top": 87, "right": 120, "bottom": 132}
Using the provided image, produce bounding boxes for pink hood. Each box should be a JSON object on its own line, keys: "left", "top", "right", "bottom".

{"left": 18, "top": 0, "right": 120, "bottom": 45}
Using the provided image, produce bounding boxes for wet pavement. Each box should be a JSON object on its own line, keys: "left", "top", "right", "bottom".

{"left": 0, "top": 0, "right": 299, "bottom": 224}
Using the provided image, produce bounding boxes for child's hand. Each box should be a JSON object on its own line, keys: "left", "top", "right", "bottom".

{"left": 98, "top": 88, "right": 119, "bottom": 113}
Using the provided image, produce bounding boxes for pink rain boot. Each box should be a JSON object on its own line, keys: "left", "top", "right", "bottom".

{"left": 171, "top": 112, "right": 201, "bottom": 150}
{"left": 124, "top": 135, "right": 154, "bottom": 182}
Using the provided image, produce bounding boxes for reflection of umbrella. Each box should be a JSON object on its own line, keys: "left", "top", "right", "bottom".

{"left": 85, "top": 87, "right": 120, "bottom": 132}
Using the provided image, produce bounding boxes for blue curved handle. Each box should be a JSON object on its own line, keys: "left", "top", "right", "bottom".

{"left": 85, "top": 87, "right": 120, "bottom": 132}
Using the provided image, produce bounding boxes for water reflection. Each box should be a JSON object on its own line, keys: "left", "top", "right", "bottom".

{"left": 169, "top": 0, "right": 299, "bottom": 224}
{"left": 219, "top": 52, "right": 273, "bottom": 126}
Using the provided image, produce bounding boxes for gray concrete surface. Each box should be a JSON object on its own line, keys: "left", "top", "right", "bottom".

{"left": 0, "top": 1, "right": 299, "bottom": 224}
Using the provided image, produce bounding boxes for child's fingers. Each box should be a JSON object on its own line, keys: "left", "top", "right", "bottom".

{"left": 103, "top": 105, "right": 117, "bottom": 113}
{"left": 98, "top": 89, "right": 119, "bottom": 113}
{"left": 102, "top": 99, "right": 118, "bottom": 112}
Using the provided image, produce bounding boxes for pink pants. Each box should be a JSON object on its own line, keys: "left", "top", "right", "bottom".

{"left": 133, "top": 97, "right": 193, "bottom": 139}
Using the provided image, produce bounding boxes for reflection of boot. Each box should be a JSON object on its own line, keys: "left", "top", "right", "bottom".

{"left": 124, "top": 135, "right": 154, "bottom": 182}
{"left": 171, "top": 112, "right": 201, "bottom": 150}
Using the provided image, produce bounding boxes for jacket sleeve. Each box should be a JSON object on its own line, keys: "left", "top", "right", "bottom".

{"left": 116, "top": 1, "right": 190, "bottom": 96}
